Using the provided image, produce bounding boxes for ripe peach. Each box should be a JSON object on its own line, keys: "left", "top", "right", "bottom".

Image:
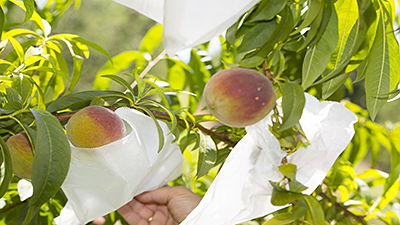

{"left": 66, "top": 106, "right": 126, "bottom": 148}
{"left": 203, "top": 68, "right": 276, "bottom": 127}
{"left": 6, "top": 132, "right": 34, "bottom": 179}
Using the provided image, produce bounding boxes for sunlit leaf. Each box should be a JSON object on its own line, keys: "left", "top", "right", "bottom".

{"left": 197, "top": 131, "right": 217, "bottom": 178}
{"left": 22, "top": 0, "right": 34, "bottom": 23}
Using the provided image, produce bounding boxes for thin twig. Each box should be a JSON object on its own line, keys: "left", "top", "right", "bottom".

{"left": 125, "top": 49, "right": 167, "bottom": 94}
{"left": 318, "top": 192, "right": 367, "bottom": 225}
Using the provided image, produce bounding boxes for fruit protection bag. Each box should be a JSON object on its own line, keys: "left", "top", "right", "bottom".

{"left": 54, "top": 107, "right": 183, "bottom": 225}
{"left": 180, "top": 94, "right": 358, "bottom": 225}
{"left": 112, "top": 0, "right": 260, "bottom": 55}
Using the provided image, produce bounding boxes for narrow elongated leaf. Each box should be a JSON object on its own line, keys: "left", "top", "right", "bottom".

{"left": 23, "top": 0, "right": 34, "bottom": 23}
{"left": 384, "top": 141, "right": 400, "bottom": 195}
{"left": 249, "top": 0, "right": 287, "bottom": 22}
{"left": 66, "top": 57, "right": 83, "bottom": 94}
{"left": 365, "top": 7, "right": 390, "bottom": 120}
{"left": 94, "top": 51, "right": 145, "bottom": 90}
{"left": 263, "top": 213, "right": 296, "bottom": 225}
{"left": 278, "top": 82, "right": 305, "bottom": 132}
{"left": 257, "top": 6, "right": 295, "bottom": 57}
{"left": 62, "top": 34, "right": 111, "bottom": 59}
{"left": 0, "top": 136, "right": 12, "bottom": 198}
{"left": 302, "top": 6, "right": 338, "bottom": 89}
{"left": 303, "top": 195, "right": 325, "bottom": 225}
{"left": 321, "top": 73, "right": 348, "bottom": 99}
{"left": 295, "top": 0, "right": 323, "bottom": 33}
{"left": 197, "top": 131, "right": 217, "bottom": 178}
{"left": 102, "top": 74, "right": 135, "bottom": 100}
{"left": 46, "top": 90, "right": 121, "bottom": 112}
{"left": 314, "top": 19, "right": 360, "bottom": 86}
{"left": 237, "top": 21, "right": 277, "bottom": 53}
{"left": 9, "top": 37, "right": 25, "bottom": 64}
{"left": 140, "top": 24, "right": 163, "bottom": 55}
{"left": 0, "top": 6, "right": 4, "bottom": 38}
{"left": 29, "top": 109, "right": 71, "bottom": 207}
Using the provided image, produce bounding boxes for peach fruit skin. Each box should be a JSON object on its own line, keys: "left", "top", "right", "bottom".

{"left": 66, "top": 106, "right": 126, "bottom": 148}
{"left": 6, "top": 132, "right": 34, "bottom": 179}
{"left": 203, "top": 68, "right": 276, "bottom": 128}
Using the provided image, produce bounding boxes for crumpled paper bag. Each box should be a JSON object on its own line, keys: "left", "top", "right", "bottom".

{"left": 113, "top": 0, "right": 260, "bottom": 55}
{"left": 54, "top": 107, "right": 183, "bottom": 225}
{"left": 180, "top": 93, "right": 358, "bottom": 225}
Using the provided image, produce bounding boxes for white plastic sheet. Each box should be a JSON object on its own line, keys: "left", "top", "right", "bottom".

{"left": 180, "top": 93, "right": 358, "bottom": 225}
{"left": 54, "top": 108, "right": 183, "bottom": 225}
{"left": 113, "top": 0, "right": 260, "bottom": 55}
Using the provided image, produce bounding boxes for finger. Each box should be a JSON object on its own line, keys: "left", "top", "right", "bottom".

{"left": 136, "top": 186, "right": 173, "bottom": 205}
{"left": 118, "top": 204, "right": 149, "bottom": 225}
{"left": 127, "top": 199, "right": 154, "bottom": 219}
{"left": 149, "top": 207, "right": 168, "bottom": 225}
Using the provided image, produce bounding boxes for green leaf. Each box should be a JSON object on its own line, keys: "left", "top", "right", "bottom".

{"left": 140, "top": 24, "right": 163, "bottom": 55}
{"left": 237, "top": 20, "right": 277, "bottom": 53}
{"left": 102, "top": 74, "right": 135, "bottom": 100}
{"left": 302, "top": 5, "right": 338, "bottom": 89}
{"left": 9, "top": 37, "right": 25, "bottom": 64}
{"left": 0, "top": 6, "right": 4, "bottom": 38}
{"left": 135, "top": 72, "right": 146, "bottom": 98}
{"left": 46, "top": 90, "right": 121, "bottom": 112}
{"left": 0, "top": 136, "right": 13, "bottom": 198}
{"left": 262, "top": 213, "right": 297, "bottom": 225}
{"left": 383, "top": 141, "right": 400, "bottom": 195}
{"left": 270, "top": 181, "right": 304, "bottom": 206}
{"left": 278, "top": 82, "right": 305, "bottom": 132}
{"left": 295, "top": 0, "right": 323, "bottom": 34}
{"left": 196, "top": 131, "right": 217, "bottom": 178}
{"left": 303, "top": 195, "right": 325, "bottom": 225}
{"left": 29, "top": 109, "right": 71, "bottom": 207}
{"left": 12, "top": 75, "right": 33, "bottom": 105}
{"left": 66, "top": 57, "right": 83, "bottom": 94}
{"left": 23, "top": 0, "right": 34, "bottom": 24}
{"left": 93, "top": 51, "right": 145, "bottom": 90}
{"left": 365, "top": 6, "right": 390, "bottom": 121}
{"left": 279, "top": 163, "right": 297, "bottom": 180}
{"left": 329, "top": 0, "right": 359, "bottom": 68}
{"left": 321, "top": 72, "right": 348, "bottom": 99}
{"left": 257, "top": 5, "right": 295, "bottom": 57}
{"left": 249, "top": 0, "right": 287, "bottom": 22}
{"left": 57, "top": 34, "right": 111, "bottom": 60}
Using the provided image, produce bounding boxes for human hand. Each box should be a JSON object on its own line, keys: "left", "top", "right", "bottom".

{"left": 118, "top": 186, "right": 201, "bottom": 225}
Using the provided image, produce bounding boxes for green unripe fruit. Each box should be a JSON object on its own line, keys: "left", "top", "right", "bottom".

{"left": 203, "top": 68, "right": 276, "bottom": 128}
{"left": 66, "top": 106, "right": 126, "bottom": 148}
{"left": 6, "top": 132, "right": 34, "bottom": 179}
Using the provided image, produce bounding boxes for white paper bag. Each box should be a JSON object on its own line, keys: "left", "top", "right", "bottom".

{"left": 113, "top": 0, "right": 260, "bottom": 55}
{"left": 54, "top": 107, "right": 183, "bottom": 225}
{"left": 180, "top": 94, "right": 358, "bottom": 225}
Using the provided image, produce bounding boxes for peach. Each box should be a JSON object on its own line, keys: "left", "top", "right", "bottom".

{"left": 6, "top": 132, "right": 34, "bottom": 179}
{"left": 203, "top": 68, "right": 276, "bottom": 127}
{"left": 66, "top": 106, "right": 126, "bottom": 148}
